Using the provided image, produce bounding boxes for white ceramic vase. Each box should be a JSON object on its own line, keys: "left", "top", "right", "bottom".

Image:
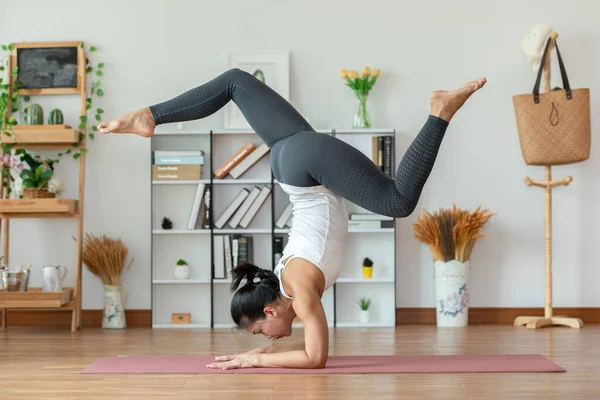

{"left": 359, "top": 309, "right": 371, "bottom": 324}
{"left": 102, "top": 284, "right": 127, "bottom": 329}
{"left": 434, "top": 260, "right": 470, "bottom": 327}
{"left": 173, "top": 264, "right": 190, "bottom": 280}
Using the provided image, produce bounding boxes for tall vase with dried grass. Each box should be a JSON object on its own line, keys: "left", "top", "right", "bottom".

{"left": 413, "top": 205, "right": 494, "bottom": 327}
{"left": 81, "top": 233, "right": 134, "bottom": 329}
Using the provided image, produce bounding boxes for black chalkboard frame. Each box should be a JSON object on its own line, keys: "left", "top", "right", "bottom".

{"left": 10, "top": 41, "right": 85, "bottom": 96}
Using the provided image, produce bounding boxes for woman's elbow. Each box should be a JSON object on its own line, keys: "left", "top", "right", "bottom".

{"left": 307, "top": 355, "right": 328, "bottom": 369}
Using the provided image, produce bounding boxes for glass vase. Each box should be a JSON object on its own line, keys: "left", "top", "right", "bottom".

{"left": 353, "top": 94, "right": 371, "bottom": 128}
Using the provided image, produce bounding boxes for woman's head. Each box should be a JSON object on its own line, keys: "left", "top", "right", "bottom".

{"left": 230, "top": 263, "right": 294, "bottom": 339}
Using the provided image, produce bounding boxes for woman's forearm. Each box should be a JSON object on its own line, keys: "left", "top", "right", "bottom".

{"left": 253, "top": 350, "right": 327, "bottom": 369}
{"left": 262, "top": 342, "right": 305, "bottom": 354}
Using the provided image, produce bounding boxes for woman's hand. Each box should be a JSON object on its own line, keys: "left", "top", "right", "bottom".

{"left": 213, "top": 346, "right": 265, "bottom": 362}
{"left": 206, "top": 353, "right": 259, "bottom": 370}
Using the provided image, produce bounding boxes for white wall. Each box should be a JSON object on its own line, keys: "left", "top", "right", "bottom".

{"left": 1, "top": 0, "right": 599, "bottom": 310}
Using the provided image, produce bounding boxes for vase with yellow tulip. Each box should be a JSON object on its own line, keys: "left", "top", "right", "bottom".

{"left": 340, "top": 66, "right": 380, "bottom": 128}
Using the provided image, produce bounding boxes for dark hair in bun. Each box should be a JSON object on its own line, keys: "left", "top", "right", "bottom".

{"left": 230, "top": 262, "right": 281, "bottom": 329}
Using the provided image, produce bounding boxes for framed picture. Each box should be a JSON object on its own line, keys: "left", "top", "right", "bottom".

{"left": 224, "top": 52, "right": 289, "bottom": 130}
{"left": 10, "top": 41, "right": 86, "bottom": 95}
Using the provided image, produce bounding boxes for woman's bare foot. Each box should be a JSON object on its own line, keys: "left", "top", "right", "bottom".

{"left": 430, "top": 78, "right": 487, "bottom": 122}
{"left": 98, "top": 107, "right": 156, "bottom": 138}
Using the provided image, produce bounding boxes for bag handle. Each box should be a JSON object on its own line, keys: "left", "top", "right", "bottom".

{"left": 532, "top": 37, "right": 572, "bottom": 103}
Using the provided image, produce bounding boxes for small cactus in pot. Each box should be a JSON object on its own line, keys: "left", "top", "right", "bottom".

{"left": 48, "top": 108, "right": 64, "bottom": 125}
{"left": 25, "top": 104, "right": 44, "bottom": 125}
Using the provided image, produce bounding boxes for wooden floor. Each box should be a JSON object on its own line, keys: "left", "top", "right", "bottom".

{"left": 1, "top": 324, "right": 599, "bottom": 399}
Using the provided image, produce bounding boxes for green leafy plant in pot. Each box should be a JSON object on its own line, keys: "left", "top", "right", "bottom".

{"left": 18, "top": 152, "right": 59, "bottom": 199}
{"left": 357, "top": 296, "right": 372, "bottom": 324}
{"left": 173, "top": 258, "right": 190, "bottom": 280}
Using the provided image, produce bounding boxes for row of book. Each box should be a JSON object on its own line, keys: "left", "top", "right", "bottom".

{"left": 213, "top": 234, "right": 253, "bottom": 279}
{"left": 213, "top": 235, "right": 285, "bottom": 279}
{"left": 184, "top": 183, "right": 394, "bottom": 232}
{"left": 372, "top": 136, "right": 394, "bottom": 178}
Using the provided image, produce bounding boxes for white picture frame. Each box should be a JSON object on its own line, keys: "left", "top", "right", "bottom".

{"left": 224, "top": 52, "right": 290, "bottom": 130}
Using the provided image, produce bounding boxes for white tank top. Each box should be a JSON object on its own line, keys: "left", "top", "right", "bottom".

{"left": 274, "top": 183, "right": 348, "bottom": 299}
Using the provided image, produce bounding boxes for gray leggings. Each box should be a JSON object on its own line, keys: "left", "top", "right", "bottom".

{"left": 149, "top": 68, "right": 448, "bottom": 218}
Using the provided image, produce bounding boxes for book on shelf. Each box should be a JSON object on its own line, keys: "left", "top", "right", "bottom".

{"left": 214, "top": 142, "right": 256, "bottom": 179}
{"left": 239, "top": 186, "right": 271, "bottom": 228}
{"left": 228, "top": 142, "right": 270, "bottom": 179}
{"left": 214, "top": 234, "right": 254, "bottom": 279}
{"left": 212, "top": 186, "right": 271, "bottom": 229}
{"left": 348, "top": 219, "right": 394, "bottom": 229}
{"left": 152, "top": 164, "right": 202, "bottom": 181}
{"left": 154, "top": 150, "right": 205, "bottom": 165}
{"left": 349, "top": 213, "right": 393, "bottom": 221}
{"left": 371, "top": 136, "right": 393, "bottom": 177}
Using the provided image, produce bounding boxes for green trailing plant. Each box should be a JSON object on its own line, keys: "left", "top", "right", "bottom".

{"left": 357, "top": 297, "right": 371, "bottom": 311}
{"left": 56, "top": 41, "right": 106, "bottom": 161}
{"left": 176, "top": 259, "right": 188, "bottom": 266}
{"left": 0, "top": 41, "right": 107, "bottom": 195}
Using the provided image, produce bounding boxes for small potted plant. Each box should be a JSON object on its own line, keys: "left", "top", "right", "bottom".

{"left": 173, "top": 259, "right": 190, "bottom": 280}
{"left": 357, "top": 297, "right": 371, "bottom": 324}
{"left": 362, "top": 257, "right": 373, "bottom": 279}
{"left": 14, "top": 152, "right": 64, "bottom": 199}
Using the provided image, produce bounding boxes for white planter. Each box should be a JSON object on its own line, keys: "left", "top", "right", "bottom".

{"left": 359, "top": 310, "right": 371, "bottom": 324}
{"left": 173, "top": 265, "right": 190, "bottom": 280}
{"left": 434, "top": 260, "right": 470, "bottom": 327}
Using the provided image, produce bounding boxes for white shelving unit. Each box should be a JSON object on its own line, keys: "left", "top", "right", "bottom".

{"left": 151, "top": 127, "right": 396, "bottom": 328}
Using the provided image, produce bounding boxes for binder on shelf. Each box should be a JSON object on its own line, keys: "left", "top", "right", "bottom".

{"left": 213, "top": 235, "right": 225, "bottom": 279}
{"left": 187, "top": 183, "right": 206, "bottom": 229}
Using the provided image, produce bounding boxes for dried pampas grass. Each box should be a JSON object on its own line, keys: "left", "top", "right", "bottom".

{"left": 413, "top": 204, "right": 494, "bottom": 262}
{"left": 81, "top": 233, "right": 134, "bottom": 286}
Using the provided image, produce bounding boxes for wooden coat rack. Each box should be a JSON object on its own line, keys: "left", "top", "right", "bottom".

{"left": 513, "top": 32, "right": 584, "bottom": 329}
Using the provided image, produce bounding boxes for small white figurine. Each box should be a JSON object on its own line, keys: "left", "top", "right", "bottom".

{"left": 521, "top": 24, "right": 553, "bottom": 72}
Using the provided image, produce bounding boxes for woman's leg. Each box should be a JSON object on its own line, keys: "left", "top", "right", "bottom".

{"left": 98, "top": 68, "right": 313, "bottom": 147}
{"left": 301, "top": 78, "right": 487, "bottom": 218}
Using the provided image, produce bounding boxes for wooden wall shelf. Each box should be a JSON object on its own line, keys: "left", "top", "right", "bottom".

{"left": 0, "top": 287, "right": 73, "bottom": 308}
{"left": 0, "top": 199, "right": 77, "bottom": 216}
{"left": 3, "top": 126, "right": 79, "bottom": 144}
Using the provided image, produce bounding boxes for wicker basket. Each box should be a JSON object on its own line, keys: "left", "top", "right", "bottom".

{"left": 22, "top": 187, "right": 56, "bottom": 199}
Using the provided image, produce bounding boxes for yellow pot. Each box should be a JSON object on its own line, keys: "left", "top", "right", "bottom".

{"left": 362, "top": 266, "right": 373, "bottom": 279}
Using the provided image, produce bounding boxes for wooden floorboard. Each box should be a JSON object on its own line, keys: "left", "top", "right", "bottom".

{"left": 1, "top": 325, "right": 599, "bottom": 399}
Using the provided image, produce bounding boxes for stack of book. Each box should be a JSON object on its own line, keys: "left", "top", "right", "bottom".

{"left": 152, "top": 150, "right": 205, "bottom": 181}
{"left": 214, "top": 141, "right": 270, "bottom": 179}
{"left": 348, "top": 213, "right": 394, "bottom": 229}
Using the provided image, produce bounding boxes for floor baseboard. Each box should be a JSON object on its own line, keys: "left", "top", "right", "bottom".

{"left": 5, "top": 307, "right": 599, "bottom": 328}
{"left": 396, "top": 307, "right": 600, "bottom": 325}
{"left": 5, "top": 309, "right": 151, "bottom": 327}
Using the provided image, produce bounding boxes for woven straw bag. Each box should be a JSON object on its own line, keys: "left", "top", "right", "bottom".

{"left": 512, "top": 38, "right": 591, "bottom": 166}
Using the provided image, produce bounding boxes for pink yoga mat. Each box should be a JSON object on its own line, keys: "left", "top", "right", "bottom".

{"left": 81, "top": 354, "right": 564, "bottom": 374}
